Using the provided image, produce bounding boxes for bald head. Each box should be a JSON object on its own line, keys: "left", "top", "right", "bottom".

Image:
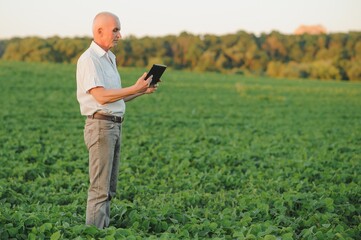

{"left": 92, "top": 12, "right": 121, "bottom": 51}
{"left": 92, "top": 12, "right": 119, "bottom": 36}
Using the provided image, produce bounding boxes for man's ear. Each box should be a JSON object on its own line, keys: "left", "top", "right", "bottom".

{"left": 97, "top": 28, "right": 103, "bottom": 35}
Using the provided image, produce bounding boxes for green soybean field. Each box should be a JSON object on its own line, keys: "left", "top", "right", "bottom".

{"left": 0, "top": 61, "right": 360, "bottom": 239}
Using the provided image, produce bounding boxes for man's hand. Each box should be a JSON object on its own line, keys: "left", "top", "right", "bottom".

{"left": 145, "top": 79, "right": 162, "bottom": 94}
{"left": 145, "top": 84, "right": 158, "bottom": 94}
{"left": 133, "top": 72, "right": 152, "bottom": 93}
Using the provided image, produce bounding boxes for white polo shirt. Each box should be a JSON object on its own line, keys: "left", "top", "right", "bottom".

{"left": 76, "top": 41, "right": 125, "bottom": 117}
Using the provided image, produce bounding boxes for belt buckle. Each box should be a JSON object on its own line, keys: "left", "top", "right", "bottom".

{"left": 112, "top": 116, "right": 121, "bottom": 123}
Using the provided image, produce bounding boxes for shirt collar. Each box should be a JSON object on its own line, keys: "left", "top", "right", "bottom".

{"left": 90, "top": 41, "right": 116, "bottom": 63}
{"left": 90, "top": 41, "right": 107, "bottom": 57}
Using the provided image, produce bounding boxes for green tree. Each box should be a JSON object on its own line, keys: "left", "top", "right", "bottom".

{"left": 198, "top": 50, "right": 218, "bottom": 72}
{"left": 1, "top": 31, "right": 361, "bottom": 81}
{"left": 262, "top": 31, "right": 287, "bottom": 61}
{"left": 266, "top": 61, "right": 284, "bottom": 77}
{"left": 300, "top": 35, "right": 318, "bottom": 62}
{"left": 354, "top": 41, "right": 361, "bottom": 60}
{"left": 0, "top": 40, "right": 8, "bottom": 58}
{"left": 52, "top": 37, "right": 90, "bottom": 63}
{"left": 2, "top": 37, "right": 56, "bottom": 62}
{"left": 309, "top": 61, "right": 341, "bottom": 80}
{"left": 328, "top": 33, "right": 349, "bottom": 60}
{"left": 284, "top": 62, "right": 310, "bottom": 78}
{"left": 346, "top": 60, "right": 361, "bottom": 80}
{"left": 286, "top": 35, "right": 304, "bottom": 62}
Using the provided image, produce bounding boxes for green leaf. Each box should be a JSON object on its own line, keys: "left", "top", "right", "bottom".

{"left": 50, "top": 231, "right": 61, "bottom": 240}
{"left": 28, "top": 233, "right": 37, "bottom": 240}
{"left": 104, "top": 236, "right": 115, "bottom": 240}
{"left": 264, "top": 235, "right": 277, "bottom": 240}
{"left": 281, "top": 233, "right": 294, "bottom": 240}
{"left": 39, "top": 223, "right": 52, "bottom": 233}
{"left": 83, "top": 226, "right": 98, "bottom": 235}
{"left": 209, "top": 222, "right": 218, "bottom": 231}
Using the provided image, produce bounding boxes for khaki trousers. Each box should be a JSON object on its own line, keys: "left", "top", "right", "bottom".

{"left": 83, "top": 118, "right": 122, "bottom": 228}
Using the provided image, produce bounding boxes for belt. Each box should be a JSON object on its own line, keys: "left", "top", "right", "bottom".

{"left": 88, "top": 112, "right": 124, "bottom": 123}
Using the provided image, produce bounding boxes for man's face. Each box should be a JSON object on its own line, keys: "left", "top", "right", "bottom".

{"left": 102, "top": 17, "right": 121, "bottom": 50}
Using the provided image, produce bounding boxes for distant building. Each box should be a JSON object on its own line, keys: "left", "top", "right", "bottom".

{"left": 294, "top": 25, "right": 327, "bottom": 35}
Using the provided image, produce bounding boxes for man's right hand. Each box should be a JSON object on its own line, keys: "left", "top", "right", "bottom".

{"left": 133, "top": 72, "right": 152, "bottom": 93}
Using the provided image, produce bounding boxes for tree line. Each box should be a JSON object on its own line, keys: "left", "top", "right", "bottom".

{"left": 1, "top": 31, "right": 361, "bottom": 81}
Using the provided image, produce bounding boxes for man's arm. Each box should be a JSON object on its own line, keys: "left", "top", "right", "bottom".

{"left": 124, "top": 85, "right": 158, "bottom": 102}
{"left": 123, "top": 92, "right": 144, "bottom": 102}
{"left": 89, "top": 73, "right": 152, "bottom": 105}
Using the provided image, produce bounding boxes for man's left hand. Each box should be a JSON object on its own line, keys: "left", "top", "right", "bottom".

{"left": 145, "top": 84, "right": 158, "bottom": 94}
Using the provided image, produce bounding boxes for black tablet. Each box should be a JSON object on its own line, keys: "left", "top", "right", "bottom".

{"left": 145, "top": 64, "right": 167, "bottom": 85}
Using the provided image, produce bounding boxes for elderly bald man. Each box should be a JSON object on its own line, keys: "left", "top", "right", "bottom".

{"left": 76, "top": 12, "right": 157, "bottom": 228}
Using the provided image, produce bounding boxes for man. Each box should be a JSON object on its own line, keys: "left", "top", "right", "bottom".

{"left": 76, "top": 12, "right": 157, "bottom": 228}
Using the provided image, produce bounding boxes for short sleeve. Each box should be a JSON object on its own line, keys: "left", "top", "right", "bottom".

{"left": 77, "top": 56, "right": 105, "bottom": 93}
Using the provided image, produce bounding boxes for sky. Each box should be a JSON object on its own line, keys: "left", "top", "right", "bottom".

{"left": 1, "top": 0, "right": 361, "bottom": 39}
